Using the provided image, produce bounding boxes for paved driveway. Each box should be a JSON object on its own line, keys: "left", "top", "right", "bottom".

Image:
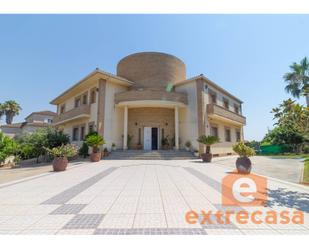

{"left": 0, "top": 159, "right": 308, "bottom": 235}
{"left": 213, "top": 156, "right": 304, "bottom": 184}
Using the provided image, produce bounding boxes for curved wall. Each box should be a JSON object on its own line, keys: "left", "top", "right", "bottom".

{"left": 117, "top": 52, "right": 186, "bottom": 90}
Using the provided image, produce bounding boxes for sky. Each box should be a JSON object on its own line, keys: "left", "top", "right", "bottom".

{"left": 0, "top": 14, "right": 308, "bottom": 141}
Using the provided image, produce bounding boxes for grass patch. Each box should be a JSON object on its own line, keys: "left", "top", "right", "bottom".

{"left": 303, "top": 157, "right": 309, "bottom": 184}
{"left": 257, "top": 153, "right": 308, "bottom": 159}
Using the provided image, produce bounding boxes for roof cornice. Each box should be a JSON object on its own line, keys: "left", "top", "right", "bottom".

{"left": 174, "top": 74, "right": 243, "bottom": 104}
{"left": 50, "top": 69, "right": 134, "bottom": 105}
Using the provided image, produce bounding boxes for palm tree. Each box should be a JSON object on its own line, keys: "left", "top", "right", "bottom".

{"left": 197, "top": 135, "right": 220, "bottom": 162}
{"left": 2, "top": 100, "right": 22, "bottom": 124}
{"left": 284, "top": 57, "right": 309, "bottom": 107}
{"left": 0, "top": 103, "right": 4, "bottom": 122}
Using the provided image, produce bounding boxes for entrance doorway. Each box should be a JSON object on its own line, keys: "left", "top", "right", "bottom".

{"left": 143, "top": 127, "right": 159, "bottom": 150}
{"left": 151, "top": 128, "right": 158, "bottom": 150}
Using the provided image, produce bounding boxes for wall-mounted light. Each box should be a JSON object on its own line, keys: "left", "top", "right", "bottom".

{"left": 165, "top": 122, "right": 168, "bottom": 126}
{"left": 135, "top": 122, "right": 138, "bottom": 126}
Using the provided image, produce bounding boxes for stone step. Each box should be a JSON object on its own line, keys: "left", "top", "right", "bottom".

{"left": 105, "top": 150, "right": 197, "bottom": 160}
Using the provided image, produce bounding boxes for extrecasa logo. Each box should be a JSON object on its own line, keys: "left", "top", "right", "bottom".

{"left": 221, "top": 171, "right": 267, "bottom": 206}
{"left": 185, "top": 172, "right": 304, "bottom": 226}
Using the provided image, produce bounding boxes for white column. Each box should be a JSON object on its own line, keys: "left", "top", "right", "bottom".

{"left": 123, "top": 106, "right": 128, "bottom": 150}
{"left": 175, "top": 106, "right": 179, "bottom": 150}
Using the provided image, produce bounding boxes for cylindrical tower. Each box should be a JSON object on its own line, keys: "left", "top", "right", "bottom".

{"left": 117, "top": 52, "right": 186, "bottom": 90}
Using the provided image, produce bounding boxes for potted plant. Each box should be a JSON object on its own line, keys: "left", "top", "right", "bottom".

{"left": 111, "top": 143, "right": 116, "bottom": 151}
{"left": 161, "top": 136, "right": 170, "bottom": 150}
{"left": 136, "top": 142, "right": 143, "bottom": 150}
{"left": 103, "top": 148, "right": 109, "bottom": 157}
{"left": 193, "top": 149, "right": 199, "bottom": 157}
{"left": 232, "top": 142, "right": 256, "bottom": 174}
{"left": 85, "top": 133, "right": 105, "bottom": 162}
{"left": 197, "top": 135, "right": 219, "bottom": 162}
{"left": 79, "top": 142, "right": 89, "bottom": 158}
{"left": 45, "top": 144, "right": 77, "bottom": 172}
{"left": 185, "top": 141, "right": 191, "bottom": 151}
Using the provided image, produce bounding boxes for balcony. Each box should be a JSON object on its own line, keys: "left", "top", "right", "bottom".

{"left": 53, "top": 105, "right": 91, "bottom": 125}
{"left": 115, "top": 90, "right": 188, "bottom": 105}
{"left": 207, "top": 103, "right": 246, "bottom": 125}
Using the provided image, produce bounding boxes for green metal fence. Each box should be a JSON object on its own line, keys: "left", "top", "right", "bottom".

{"left": 260, "top": 145, "right": 285, "bottom": 154}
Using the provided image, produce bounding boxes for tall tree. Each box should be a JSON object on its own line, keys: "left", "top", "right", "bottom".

{"left": 2, "top": 100, "right": 22, "bottom": 124}
{"left": 0, "top": 103, "right": 4, "bottom": 122}
{"left": 284, "top": 57, "right": 309, "bottom": 107}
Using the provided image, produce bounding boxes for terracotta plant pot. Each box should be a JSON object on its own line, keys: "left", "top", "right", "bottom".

{"left": 52, "top": 157, "right": 68, "bottom": 172}
{"left": 201, "top": 153, "right": 212, "bottom": 162}
{"left": 136, "top": 144, "right": 143, "bottom": 150}
{"left": 90, "top": 152, "right": 101, "bottom": 162}
{"left": 236, "top": 156, "right": 252, "bottom": 174}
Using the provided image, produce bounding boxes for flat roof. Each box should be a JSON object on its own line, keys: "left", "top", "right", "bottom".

{"left": 50, "top": 69, "right": 134, "bottom": 105}
{"left": 174, "top": 74, "right": 243, "bottom": 104}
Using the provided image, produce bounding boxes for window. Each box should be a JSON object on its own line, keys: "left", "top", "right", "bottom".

{"left": 209, "top": 91, "right": 217, "bottom": 104}
{"left": 204, "top": 84, "right": 208, "bottom": 92}
{"left": 236, "top": 130, "right": 241, "bottom": 142}
{"left": 138, "top": 128, "right": 141, "bottom": 144}
{"left": 80, "top": 126, "right": 85, "bottom": 141}
{"left": 234, "top": 104, "right": 240, "bottom": 114}
{"left": 75, "top": 97, "right": 81, "bottom": 108}
{"left": 90, "top": 89, "right": 96, "bottom": 104}
{"left": 225, "top": 128, "right": 231, "bottom": 142}
{"left": 88, "top": 122, "right": 95, "bottom": 133}
{"left": 223, "top": 98, "right": 229, "bottom": 109}
{"left": 72, "top": 127, "right": 79, "bottom": 141}
{"left": 44, "top": 118, "right": 53, "bottom": 124}
{"left": 60, "top": 104, "right": 65, "bottom": 114}
{"left": 210, "top": 126, "right": 218, "bottom": 139}
{"left": 82, "top": 93, "right": 88, "bottom": 105}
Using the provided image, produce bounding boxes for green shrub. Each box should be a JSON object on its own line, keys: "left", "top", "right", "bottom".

{"left": 197, "top": 135, "right": 220, "bottom": 154}
{"left": 15, "top": 127, "right": 70, "bottom": 162}
{"left": 46, "top": 128, "right": 70, "bottom": 148}
{"left": 127, "top": 135, "right": 133, "bottom": 149}
{"left": 45, "top": 144, "right": 78, "bottom": 158}
{"left": 233, "top": 142, "right": 256, "bottom": 157}
{"left": 302, "top": 144, "right": 309, "bottom": 154}
{"left": 85, "top": 134, "right": 105, "bottom": 153}
{"left": 185, "top": 141, "right": 191, "bottom": 148}
{"left": 79, "top": 142, "right": 89, "bottom": 158}
{"left": 161, "top": 136, "right": 170, "bottom": 147}
{"left": 0, "top": 132, "right": 18, "bottom": 163}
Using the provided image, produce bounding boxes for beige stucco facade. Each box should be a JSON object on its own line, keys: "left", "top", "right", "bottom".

{"left": 50, "top": 52, "right": 246, "bottom": 156}
{"left": 0, "top": 111, "right": 56, "bottom": 138}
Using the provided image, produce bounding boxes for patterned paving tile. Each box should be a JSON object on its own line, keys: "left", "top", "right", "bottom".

{"left": 42, "top": 167, "right": 117, "bottom": 205}
{"left": 57, "top": 229, "right": 95, "bottom": 235}
{"left": 30, "top": 215, "right": 75, "bottom": 230}
{"left": 98, "top": 214, "right": 135, "bottom": 228}
{"left": 241, "top": 229, "right": 280, "bottom": 235}
{"left": 204, "top": 229, "right": 243, "bottom": 235}
{"left": 94, "top": 228, "right": 207, "bottom": 235}
{"left": 277, "top": 229, "right": 309, "bottom": 235}
{"left": 50, "top": 204, "right": 87, "bottom": 215}
{"left": 19, "top": 229, "right": 59, "bottom": 235}
{"left": 198, "top": 214, "right": 238, "bottom": 230}
{"left": 63, "top": 214, "right": 104, "bottom": 229}
{"left": 183, "top": 167, "right": 221, "bottom": 192}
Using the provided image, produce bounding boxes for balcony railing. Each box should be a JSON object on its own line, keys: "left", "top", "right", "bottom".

{"left": 53, "top": 105, "right": 91, "bottom": 125}
{"left": 115, "top": 90, "right": 188, "bottom": 105}
{"left": 207, "top": 103, "right": 246, "bottom": 125}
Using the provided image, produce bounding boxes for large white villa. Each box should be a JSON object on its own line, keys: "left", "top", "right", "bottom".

{"left": 51, "top": 52, "right": 246, "bottom": 156}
